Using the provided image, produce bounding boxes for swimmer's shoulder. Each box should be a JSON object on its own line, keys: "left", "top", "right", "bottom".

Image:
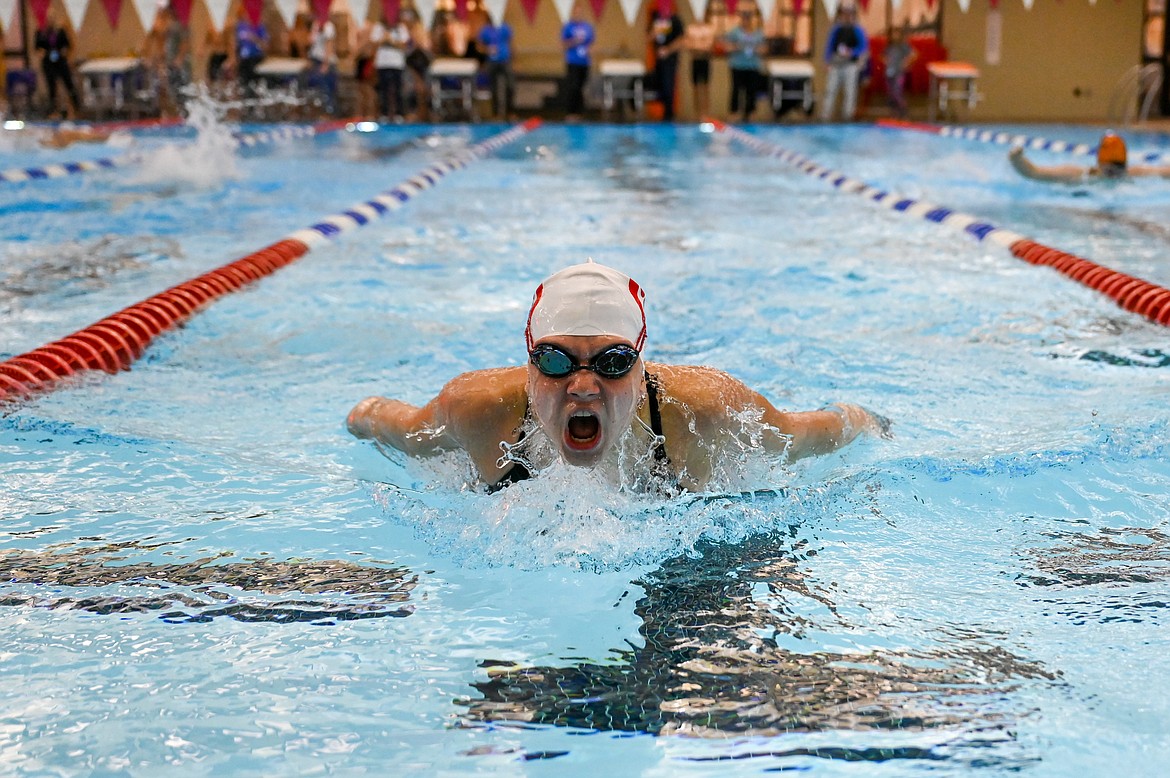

{"left": 439, "top": 367, "right": 528, "bottom": 429}
{"left": 646, "top": 363, "right": 757, "bottom": 417}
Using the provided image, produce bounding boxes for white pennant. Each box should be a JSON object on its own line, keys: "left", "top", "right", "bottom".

{"left": 350, "top": 0, "right": 372, "bottom": 23}
{"left": 130, "top": 0, "right": 161, "bottom": 29}
{"left": 821, "top": 0, "right": 840, "bottom": 23}
{"left": 552, "top": 0, "right": 574, "bottom": 23}
{"left": 617, "top": 0, "right": 642, "bottom": 26}
{"left": 482, "top": 0, "right": 507, "bottom": 24}
{"left": 956, "top": 0, "right": 970, "bottom": 10}
{"left": 204, "top": 0, "right": 232, "bottom": 30}
{"left": 0, "top": 0, "right": 17, "bottom": 30}
{"left": 1021, "top": 0, "right": 1034, "bottom": 8}
{"left": 889, "top": 0, "right": 902, "bottom": 11}
{"left": 415, "top": 0, "right": 437, "bottom": 32}
{"left": 273, "top": 0, "right": 299, "bottom": 27}
{"left": 686, "top": 0, "right": 708, "bottom": 20}
{"left": 756, "top": 0, "right": 776, "bottom": 24}
{"left": 61, "top": 0, "right": 91, "bottom": 29}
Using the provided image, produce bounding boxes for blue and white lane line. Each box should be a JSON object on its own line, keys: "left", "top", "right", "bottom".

{"left": 711, "top": 119, "right": 1027, "bottom": 250}
{"left": 882, "top": 119, "right": 1170, "bottom": 164}
{"left": 0, "top": 122, "right": 342, "bottom": 185}
{"left": 284, "top": 118, "right": 541, "bottom": 249}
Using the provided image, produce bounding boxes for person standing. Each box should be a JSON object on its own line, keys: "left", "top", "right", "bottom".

{"left": 648, "top": 2, "right": 684, "bottom": 121}
{"left": 235, "top": 9, "right": 268, "bottom": 101}
{"left": 307, "top": 14, "right": 339, "bottom": 115}
{"left": 34, "top": 9, "right": 80, "bottom": 118}
{"left": 148, "top": 2, "right": 190, "bottom": 118}
{"left": 561, "top": 0, "right": 595, "bottom": 121}
{"left": 370, "top": 9, "right": 409, "bottom": 121}
{"left": 820, "top": 5, "right": 867, "bottom": 122}
{"left": 883, "top": 23, "right": 915, "bottom": 119}
{"left": 722, "top": 5, "right": 765, "bottom": 122}
{"left": 684, "top": 0, "right": 726, "bottom": 119}
{"left": 477, "top": 12, "right": 515, "bottom": 120}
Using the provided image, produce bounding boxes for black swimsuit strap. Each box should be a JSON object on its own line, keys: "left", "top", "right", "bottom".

{"left": 644, "top": 371, "right": 669, "bottom": 464}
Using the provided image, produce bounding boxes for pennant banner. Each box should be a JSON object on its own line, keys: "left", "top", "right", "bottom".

{"left": 821, "top": 0, "right": 840, "bottom": 22}
{"left": 61, "top": 0, "right": 91, "bottom": 28}
{"left": 171, "top": 0, "right": 191, "bottom": 23}
{"left": 552, "top": 0, "right": 573, "bottom": 22}
{"left": 455, "top": 0, "right": 468, "bottom": 20}
{"left": 100, "top": 0, "right": 124, "bottom": 27}
{"left": 617, "top": 0, "right": 641, "bottom": 25}
{"left": 756, "top": 0, "right": 775, "bottom": 24}
{"left": 482, "top": 0, "right": 507, "bottom": 24}
{"left": 242, "top": 0, "right": 263, "bottom": 24}
{"left": 519, "top": 0, "right": 538, "bottom": 24}
{"left": 204, "top": 0, "right": 231, "bottom": 29}
{"left": 589, "top": 0, "right": 605, "bottom": 20}
{"left": 30, "top": 0, "right": 52, "bottom": 27}
{"left": 415, "top": 0, "right": 436, "bottom": 32}
{"left": 956, "top": 0, "right": 969, "bottom": 9}
{"left": 274, "top": 0, "right": 299, "bottom": 26}
{"left": 380, "top": 0, "right": 400, "bottom": 22}
{"left": 130, "top": 0, "right": 159, "bottom": 28}
{"left": 311, "top": 0, "right": 331, "bottom": 23}
{"left": 685, "top": 0, "right": 707, "bottom": 22}
{"left": 351, "top": 0, "right": 372, "bottom": 21}
{"left": 0, "top": 0, "right": 17, "bottom": 31}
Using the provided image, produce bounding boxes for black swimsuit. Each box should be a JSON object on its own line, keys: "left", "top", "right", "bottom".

{"left": 487, "top": 372, "right": 671, "bottom": 493}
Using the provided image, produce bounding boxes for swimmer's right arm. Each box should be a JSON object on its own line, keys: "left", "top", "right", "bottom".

{"left": 346, "top": 396, "right": 454, "bottom": 456}
{"left": 1009, "top": 146, "right": 1084, "bottom": 184}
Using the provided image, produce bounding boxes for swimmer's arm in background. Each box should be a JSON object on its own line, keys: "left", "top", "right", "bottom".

{"left": 1008, "top": 146, "right": 1085, "bottom": 184}
{"left": 1128, "top": 163, "right": 1170, "bottom": 179}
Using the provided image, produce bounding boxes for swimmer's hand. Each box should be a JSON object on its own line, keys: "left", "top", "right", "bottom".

{"left": 866, "top": 408, "right": 894, "bottom": 440}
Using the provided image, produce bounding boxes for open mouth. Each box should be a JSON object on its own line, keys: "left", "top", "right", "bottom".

{"left": 564, "top": 411, "right": 601, "bottom": 451}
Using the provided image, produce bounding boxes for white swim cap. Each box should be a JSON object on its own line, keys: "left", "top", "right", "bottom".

{"left": 525, "top": 262, "right": 647, "bottom": 351}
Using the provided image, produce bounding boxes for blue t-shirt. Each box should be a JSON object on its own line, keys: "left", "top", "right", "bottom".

{"left": 562, "top": 20, "right": 594, "bottom": 66}
{"left": 236, "top": 21, "right": 268, "bottom": 60}
{"left": 478, "top": 23, "right": 513, "bottom": 64}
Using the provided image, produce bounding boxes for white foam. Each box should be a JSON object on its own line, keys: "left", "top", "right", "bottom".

{"left": 127, "top": 92, "right": 241, "bottom": 188}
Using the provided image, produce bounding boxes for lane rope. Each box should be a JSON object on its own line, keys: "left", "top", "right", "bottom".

{"left": 0, "top": 119, "right": 542, "bottom": 404}
{"left": 0, "top": 119, "right": 352, "bottom": 185}
{"left": 877, "top": 118, "right": 1170, "bottom": 164}
{"left": 710, "top": 119, "right": 1170, "bottom": 329}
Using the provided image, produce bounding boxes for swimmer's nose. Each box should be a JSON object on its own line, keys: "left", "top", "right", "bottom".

{"left": 566, "top": 369, "right": 601, "bottom": 399}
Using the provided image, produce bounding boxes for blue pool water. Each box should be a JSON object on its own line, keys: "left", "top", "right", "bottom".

{"left": 2, "top": 118, "right": 1169, "bottom": 776}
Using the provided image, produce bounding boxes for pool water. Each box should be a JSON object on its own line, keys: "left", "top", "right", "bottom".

{"left": 2, "top": 118, "right": 1169, "bottom": 776}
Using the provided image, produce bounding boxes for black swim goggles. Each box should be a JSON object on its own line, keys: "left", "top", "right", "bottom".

{"left": 529, "top": 344, "right": 640, "bottom": 379}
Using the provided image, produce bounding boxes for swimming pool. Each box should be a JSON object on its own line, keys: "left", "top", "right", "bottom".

{"left": 2, "top": 117, "right": 1169, "bottom": 775}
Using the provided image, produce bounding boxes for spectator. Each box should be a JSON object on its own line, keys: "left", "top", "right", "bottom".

{"left": 883, "top": 23, "right": 915, "bottom": 119}
{"left": 684, "top": 0, "right": 726, "bottom": 119}
{"left": 370, "top": 8, "right": 410, "bottom": 121}
{"left": 722, "top": 4, "right": 765, "bottom": 122}
{"left": 146, "top": 2, "right": 190, "bottom": 118}
{"left": 648, "top": 2, "right": 684, "bottom": 121}
{"left": 477, "top": 10, "right": 515, "bottom": 120}
{"left": 820, "top": 5, "right": 867, "bottom": 122}
{"left": 235, "top": 8, "right": 269, "bottom": 101}
{"left": 401, "top": 7, "right": 432, "bottom": 120}
{"left": 561, "top": 0, "right": 595, "bottom": 121}
{"left": 307, "top": 14, "right": 339, "bottom": 115}
{"left": 34, "top": 9, "right": 80, "bottom": 119}
{"left": 354, "top": 17, "right": 378, "bottom": 117}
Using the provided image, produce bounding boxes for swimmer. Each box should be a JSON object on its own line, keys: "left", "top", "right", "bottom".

{"left": 1008, "top": 131, "right": 1170, "bottom": 183}
{"left": 347, "top": 261, "right": 888, "bottom": 492}
{"left": 39, "top": 126, "right": 113, "bottom": 149}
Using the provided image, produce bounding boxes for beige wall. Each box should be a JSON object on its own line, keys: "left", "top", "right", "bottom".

{"left": 937, "top": 0, "right": 1144, "bottom": 122}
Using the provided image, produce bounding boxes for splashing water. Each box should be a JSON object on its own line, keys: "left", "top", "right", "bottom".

{"left": 128, "top": 90, "right": 241, "bottom": 188}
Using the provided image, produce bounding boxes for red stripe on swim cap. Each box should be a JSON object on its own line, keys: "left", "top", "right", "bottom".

{"left": 524, "top": 283, "right": 544, "bottom": 350}
{"left": 628, "top": 278, "right": 647, "bottom": 352}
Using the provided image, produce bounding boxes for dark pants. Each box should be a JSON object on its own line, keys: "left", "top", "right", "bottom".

{"left": 238, "top": 55, "right": 263, "bottom": 98}
{"left": 565, "top": 63, "right": 589, "bottom": 116}
{"left": 730, "top": 67, "right": 760, "bottom": 120}
{"left": 654, "top": 55, "right": 679, "bottom": 120}
{"left": 42, "top": 61, "right": 79, "bottom": 113}
{"left": 376, "top": 67, "right": 404, "bottom": 118}
{"left": 485, "top": 60, "right": 515, "bottom": 117}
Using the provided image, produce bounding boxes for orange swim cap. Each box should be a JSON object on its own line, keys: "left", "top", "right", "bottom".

{"left": 1096, "top": 132, "right": 1127, "bottom": 169}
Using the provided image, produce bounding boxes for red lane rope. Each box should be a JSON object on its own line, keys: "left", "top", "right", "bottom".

{"left": 1, "top": 121, "right": 540, "bottom": 405}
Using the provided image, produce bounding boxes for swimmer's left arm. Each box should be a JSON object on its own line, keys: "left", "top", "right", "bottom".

{"left": 765, "top": 402, "right": 890, "bottom": 461}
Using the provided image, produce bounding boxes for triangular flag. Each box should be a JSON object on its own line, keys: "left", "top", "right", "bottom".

{"left": 415, "top": 0, "right": 436, "bottom": 32}
{"left": 588, "top": 0, "right": 604, "bottom": 20}
{"left": 792, "top": 0, "right": 803, "bottom": 15}
{"left": 30, "top": 0, "right": 52, "bottom": 27}
{"left": 61, "top": 0, "right": 91, "bottom": 28}
{"left": 351, "top": 0, "right": 371, "bottom": 21}
{"left": 857, "top": 0, "right": 868, "bottom": 10}
{"left": 1021, "top": 0, "right": 1033, "bottom": 7}
{"left": 552, "top": 0, "right": 574, "bottom": 22}
{"left": 756, "top": 0, "right": 775, "bottom": 25}
{"left": 242, "top": 0, "right": 263, "bottom": 24}
{"left": 311, "top": 0, "right": 331, "bottom": 23}
{"left": 273, "top": 0, "right": 299, "bottom": 26}
{"left": 482, "top": 0, "right": 506, "bottom": 24}
{"left": 204, "top": 0, "right": 230, "bottom": 29}
{"left": 454, "top": 0, "right": 467, "bottom": 19}
{"left": 380, "top": 0, "right": 400, "bottom": 22}
{"left": 0, "top": 0, "right": 17, "bottom": 29}
{"left": 685, "top": 0, "right": 707, "bottom": 21}
{"left": 100, "top": 0, "right": 124, "bottom": 27}
{"left": 129, "top": 0, "right": 158, "bottom": 28}
{"left": 617, "top": 0, "right": 641, "bottom": 25}
{"left": 171, "top": 0, "right": 191, "bottom": 23}
{"left": 889, "top": 0, "right": 901, "bottom": 11}
{"left": 956, "top": 0, "right": 969, "bottom": 9}
{"left": 821, "top": 0, "right": 839, "bottom": 22}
